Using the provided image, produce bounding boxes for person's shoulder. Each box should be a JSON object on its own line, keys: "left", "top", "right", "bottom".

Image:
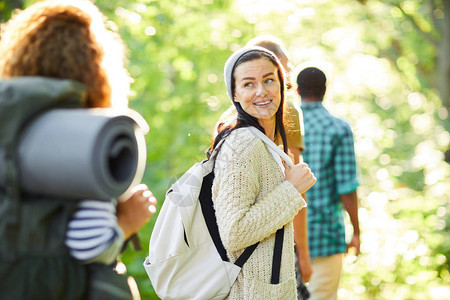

{"left": 285, "top": 94, "right": 300, "bottom": 112}
{"left": 313, "top": 105, "right": 348, "bottom": 126}
{"left": 306, "top": 105, "right": 353, "bottom": 134}
{"left": 221, "top": 127, "right": 264, "bottom": 156}
{"left": 214, "top": 127, "right": 266, "bottom": 171}
{"left": 228, "top": 127, "right": 260, "bottom": 145}
{"left": 326, "top": 113, "right": 354, "bottom": 137}
{"left": 285, "top": 101, "right": 299, "bottom": 119}
{"left": 218, "top": 105, "right": 237, "bottom": 123}
{"left": 329, "top": 113, "right": 351, "bottom": 128}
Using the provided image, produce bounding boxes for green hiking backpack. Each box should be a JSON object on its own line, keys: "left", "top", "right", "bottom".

{"left": 0, "top": 77, "right": 133, "bottom": 300}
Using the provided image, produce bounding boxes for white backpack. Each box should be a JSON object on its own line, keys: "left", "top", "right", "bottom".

{"left": 143, "top": 127, "right": 294, "bottom": 300}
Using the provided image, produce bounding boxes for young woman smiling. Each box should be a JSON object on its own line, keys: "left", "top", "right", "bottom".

{"left": 209, "top": 46, "right": 316, "bottom": 299}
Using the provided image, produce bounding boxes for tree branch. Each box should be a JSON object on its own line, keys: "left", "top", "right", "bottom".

{"left": 395, "top": 3, "right": 439, "bottom": 46}
{"left": 430, "top": 0, "right": 445, "bottom": 33}
{"left": 430, "top": 0, "right": 439, "bottom": 30}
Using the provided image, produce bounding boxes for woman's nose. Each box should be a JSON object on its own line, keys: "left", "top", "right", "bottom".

{"left": 257, "top": 84, "right": 268, "bottom": 97}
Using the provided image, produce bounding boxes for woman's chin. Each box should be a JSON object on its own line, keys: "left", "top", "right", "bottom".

{"left": 250, "top": 109, "right": 277, "bottom": 121}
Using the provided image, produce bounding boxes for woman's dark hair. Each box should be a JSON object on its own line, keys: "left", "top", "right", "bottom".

{"left": 210, "top": 50, "right": 288, "bottom": 156}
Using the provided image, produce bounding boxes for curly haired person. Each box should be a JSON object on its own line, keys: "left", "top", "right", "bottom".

{"left": 0, "top": 1, "right": 156, "bottom": 299}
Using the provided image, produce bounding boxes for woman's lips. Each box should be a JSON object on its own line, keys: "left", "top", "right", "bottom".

{"left": 254, "top": 99, "right": 272, "bottom": 107}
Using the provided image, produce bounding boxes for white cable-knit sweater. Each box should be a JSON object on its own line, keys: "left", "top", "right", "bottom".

{"left": 212, "top": 127, "right": 306, "bottom": 300}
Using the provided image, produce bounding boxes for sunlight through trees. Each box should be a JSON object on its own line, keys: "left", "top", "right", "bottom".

{"left": 1, "top": 0, "right": 449, "bottom": 299}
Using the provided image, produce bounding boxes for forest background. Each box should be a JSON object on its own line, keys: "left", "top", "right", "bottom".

{"left": 1, "top": 0, "right": 449, "bottom": 299}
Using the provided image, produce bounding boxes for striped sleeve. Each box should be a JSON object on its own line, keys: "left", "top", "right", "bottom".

{"left": 65, "top": 200, "right": 124, "bottom": 265}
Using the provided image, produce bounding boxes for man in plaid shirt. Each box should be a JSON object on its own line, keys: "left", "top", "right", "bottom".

{"left": 296, "top": 67, "right": 360, "bottom": 300}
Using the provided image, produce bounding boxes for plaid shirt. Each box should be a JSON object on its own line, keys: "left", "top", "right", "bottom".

{"left": 301, "top": 101, "right": 359, "bottom": 258}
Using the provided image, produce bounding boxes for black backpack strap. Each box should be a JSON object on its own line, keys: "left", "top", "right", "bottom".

{"left": 200, "top": 171, "right": 228, "bottom": 261}
{"left": 201, "top": 133, "right": 283, "bottom": 274}
{"left": 234, "top": 242, "right": 258, "bottom": 267}
{"left": 200, "top": 170, "right": 259, "bottom": 264}
{"left": 271, "top": 227, "right": 284, "bottom": 284}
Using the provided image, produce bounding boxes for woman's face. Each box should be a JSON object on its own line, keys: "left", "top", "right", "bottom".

{"left": 233, "top": 57, "right": 281, "bottom": 122}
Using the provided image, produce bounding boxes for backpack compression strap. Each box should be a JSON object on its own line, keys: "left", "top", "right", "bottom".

{"left": 248, "top": 126, "right": 290, "bottom": 284}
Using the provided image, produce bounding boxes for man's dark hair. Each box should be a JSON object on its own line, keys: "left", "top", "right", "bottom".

{"left": 296, "top": 67, "right": 326, "bottom": 100}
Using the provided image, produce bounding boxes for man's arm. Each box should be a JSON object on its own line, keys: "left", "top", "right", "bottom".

{"left": 334, "top": 121, "right": 360, "bottom": 256}
{"left": 291, "top": 148, "right": 313, "bottom": 282}
{"left": 293, "top": 199, "right": 312, "bottom": 282}
{"left": 340, "top": 190, "right": 360, "bottom": 256}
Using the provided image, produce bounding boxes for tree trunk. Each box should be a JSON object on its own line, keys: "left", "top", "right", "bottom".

{"left": 438, "top": 0, "right": 450, "bottom": 116}
{"left": 440, "top": 1, "right": 450, "bottom": 162}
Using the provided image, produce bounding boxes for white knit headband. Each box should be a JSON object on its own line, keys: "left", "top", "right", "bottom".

{"left": 223, "top": 46, "right": 282, "bottom": 102}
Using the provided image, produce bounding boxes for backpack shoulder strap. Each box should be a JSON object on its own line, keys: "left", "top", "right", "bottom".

{"left": 247, "top": 126, "right": 294, "bottom": 167}
{"left": 234, "top": 242, "right": 258, "bottom": 267}
{"left": 199, "top": 161, "right": 259, "bottom": 264}
{"left": 0, "top": 77, "right": 86, "bottom": 201}
{"left": 208, "top": 138, "right": 225, "bottom": 163}
{"left": 247, "top": 126, "right": 286, "bottom": 284}
{"left": 271, "top": 227, "right": 284, "bottom": 284}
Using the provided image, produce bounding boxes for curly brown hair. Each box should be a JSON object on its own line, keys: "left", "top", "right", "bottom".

{"left": 0, "top": 0, "right": 132, "bottom": 108}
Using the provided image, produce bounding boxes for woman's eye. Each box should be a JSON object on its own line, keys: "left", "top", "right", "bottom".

{"left": 244, "top": 82, "right": 253, "bottom": 87}
{"left": 265, "top": 78, "right": 274, "bottom": 84}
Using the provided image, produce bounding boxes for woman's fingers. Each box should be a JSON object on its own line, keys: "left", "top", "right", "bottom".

{"left": 284, "top": 162, "right": 317, "bottom": 194}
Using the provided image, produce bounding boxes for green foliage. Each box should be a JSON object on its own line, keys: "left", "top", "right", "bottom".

{"left": 0, "top": 0, "right": 22, "bottom": 21}
{"left": 3, "top": 0, "right": 449, "bottom": 299}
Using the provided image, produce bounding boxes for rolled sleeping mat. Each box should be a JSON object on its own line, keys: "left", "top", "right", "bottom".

{"left": 0, "top": 108, "right": 148, "bottom": 200}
